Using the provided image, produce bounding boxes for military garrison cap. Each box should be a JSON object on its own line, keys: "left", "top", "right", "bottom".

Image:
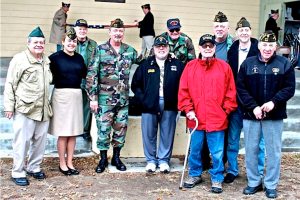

{"left": 141, "top": 4, "right": 150, "bottom": 9}
{"left": 28, "top": 26, "right": 45, "bottom": 38}
{"left": 75, "top": 19, "right": 88, "bottom": 27}
{"left": 62, "top": 2, "right": 71, "bottom": 7}
{"left": 154, "top": 36, "right": 168, "bottom": 46}
{"left": 236, "top": 17, "right": 251, "bottom": 30}
{"left": 110, "top": 18, "right": 124, "bottom": 28}
{"left": 66, "top": 27, "right": 77, "bottom": 40}
{"left": 214, "top": 11, "right": 228, "bottom": 22}
{"left": 199, "top": 34, "right": 215, "bottom": 46}
{"left": 271, "top": 9, "right": 279, "bottom": 14}
{"left": 259, "top": 30, "right": 276, "bottom": 42}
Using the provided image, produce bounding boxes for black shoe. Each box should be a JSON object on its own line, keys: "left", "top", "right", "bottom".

{"left": 27, "top": 171, "right": 46, "bottom": 180}
{"left": 265, "top": 188, "right": 277, "bottom": 198}
{"left": 111, "top": 147, "right": 127, "bottom": 171}
{"left": 95, "top": 150, "right": 108, "bottom": 173}
{"left": 59, "top": 166, "right": 71, "bottom": 176}
{"left": 67, "top": 167, "right": 80, "bottom": 175}
{"left": 11, "top": 177, "right": 29, "bottom": 186}
{"left": 243, "top": 184, "right": 263, "bottom": 195}
{"left": 224, "top": 173, "right": 237, "bottom": 183}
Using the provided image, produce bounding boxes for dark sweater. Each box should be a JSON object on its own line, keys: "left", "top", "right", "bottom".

{"left": 49, "top": 50, "right": 87, "bottom": 89}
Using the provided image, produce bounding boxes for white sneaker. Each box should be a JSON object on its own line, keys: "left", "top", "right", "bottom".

{"left": 145, "top": 163, "right": 156, "bottom": 173}
{"left": 159, "top": 163, "right": 170, "bottom": 173}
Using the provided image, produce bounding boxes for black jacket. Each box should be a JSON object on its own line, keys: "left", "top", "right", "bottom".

{"left": 138, "top": 12, "right": 155, "bottom": 38}
{"left": 237, "top": 54, "right": 295, "bottom": 120}
{"left": 227, "top": 38, "right": 259, "bottom": 82}
{"left": 131, "top": 55, "right": 184, "bottom": 114}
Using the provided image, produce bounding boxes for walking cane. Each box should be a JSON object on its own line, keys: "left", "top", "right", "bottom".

{"left": 179, "top": 117, "right": 198, "bottom": 190}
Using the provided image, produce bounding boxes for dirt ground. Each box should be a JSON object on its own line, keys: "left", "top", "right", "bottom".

{"left": 0, "top": 153, "right": 299, "bottom": 200}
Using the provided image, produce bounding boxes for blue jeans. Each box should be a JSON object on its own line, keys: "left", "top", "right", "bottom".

{"left": 189, "top": 130, "right": 224, "bottom": 183}
{"left": 226, "top": 107, "right": 265, "bottom": 176}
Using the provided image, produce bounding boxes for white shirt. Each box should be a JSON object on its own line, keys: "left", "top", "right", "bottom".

{"left": 156, "top": 58, "right": 165, "bottom": 97}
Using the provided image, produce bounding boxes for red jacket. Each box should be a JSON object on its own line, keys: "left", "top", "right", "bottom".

{"left": 178, "top": 58, "right": 237, "bottom": 132}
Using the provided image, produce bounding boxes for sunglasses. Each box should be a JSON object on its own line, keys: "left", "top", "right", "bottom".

{"left": 201, "top": 43, "right": 215, "bottom": 49}
{"left": 169, "top": 28, "right": 180, "bottom": 33}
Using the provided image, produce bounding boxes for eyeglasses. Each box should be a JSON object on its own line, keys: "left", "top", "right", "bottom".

{"left": 201, "top": 43, "right": 215, "bottom": 49}
{"left": 169, "top": 28, "right": 180, "bottom": 33}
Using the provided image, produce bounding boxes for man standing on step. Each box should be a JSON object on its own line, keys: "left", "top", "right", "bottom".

{"left": 74, "top": 19, "right": 98, "bottom": 145}
{"left": 4, "top": 27, "right": 52, "bottom": 186}
{"left": 86, "top": 18, "right": 137, "bottom": 173}
{"left": 238, "top": 31, "right": 295, "bottom": 199}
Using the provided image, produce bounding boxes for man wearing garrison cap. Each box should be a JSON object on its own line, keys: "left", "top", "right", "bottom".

{"left": 74, "top": 19, "right": 98, "bottom": 146}
{"left": 134, "top": 4, "right": 155, "bottom": 59}
{"left": 265, "top": 9, "right": 281, "bottom": 41}
{"left": 4, "top": 27, "right": 53, "bottom": 186}
{"left": 212, "top": 11, "right": 234, "bottom": 61}
{"left": 50, "top": 2, "right": 71, "bottom": 51}
{"left": 131, "top": 35, "right": 184, "bottom": 174}
{"left": 225, "top": 17, "right": 265, "bottom": 184}
{"left": 237, "top": 30, "right": 295, "bottom": 198}
{"left": 86, "top": 18, "right": 137, "bottom": 173}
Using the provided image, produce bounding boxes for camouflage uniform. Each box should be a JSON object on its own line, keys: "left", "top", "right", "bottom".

{"left": 87, "top": 41, "right": 137, "bottom": 150}
{"left": 159, "top": 32, "right": 196, "bottom": 66}
{"left": 76, "top": 37, "right": 97, "bottom": 134}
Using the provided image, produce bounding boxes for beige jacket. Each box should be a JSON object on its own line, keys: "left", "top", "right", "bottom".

{"left": 4, "top": 49, "right": 53, "bottom": 121}
{"left": 49, "top": 8, "right": 67, "bottom": 45}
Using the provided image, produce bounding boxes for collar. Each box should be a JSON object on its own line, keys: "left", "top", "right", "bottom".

{"left": 25, "top": 49, "right": 48, "bottom": 64}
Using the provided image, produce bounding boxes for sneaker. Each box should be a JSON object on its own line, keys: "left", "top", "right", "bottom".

{"left": 211, "top": 182, "right": 223, "bottom": 193}
{"left": 183, "top": 176, "right": 202, "bottom": 188}
{"left": 159, "top": 163, "right": 170, "bottom": 173}
{"left": 145, "top": 163, "right": 156, "bottom": 173}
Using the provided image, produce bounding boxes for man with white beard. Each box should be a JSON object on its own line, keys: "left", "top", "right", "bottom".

{"left": 131, "top": 36, "right": 184, "bottom": 173}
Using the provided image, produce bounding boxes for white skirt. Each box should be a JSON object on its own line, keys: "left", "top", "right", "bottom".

{"left": 49, "top": 88, "right": 83, "bottom": 136}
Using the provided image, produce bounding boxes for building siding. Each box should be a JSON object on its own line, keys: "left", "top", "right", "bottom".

{"left": 1, "top": 0, "right": 260, "bottom": 57}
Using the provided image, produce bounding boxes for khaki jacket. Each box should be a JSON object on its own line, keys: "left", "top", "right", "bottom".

{"left": 49, "top": 8, "right": 67, "bottom": 45}
{"left": 4, "top": 49, "right": 53, "bottom": 121}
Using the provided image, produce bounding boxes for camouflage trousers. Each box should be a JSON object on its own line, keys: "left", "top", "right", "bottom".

{"left": 95, "top": 103, "right": 129, "bottom": 150}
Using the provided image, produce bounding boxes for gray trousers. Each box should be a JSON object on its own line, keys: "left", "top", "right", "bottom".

{"left": 243, "top": 119, "right": 283, "bottom": 189}
{"left": 141, "top": 97, "right": 177, "bottom": 165}
{"left": 12, "top": 112, "right": 49, "bottom": 178}
{"left": 141, "top": 36, "right": 154, "bottom": 57}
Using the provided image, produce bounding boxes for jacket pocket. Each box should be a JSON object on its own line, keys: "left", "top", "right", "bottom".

{"left": 23, "top": 68, "right": 38, "bottom": 83}
{"left": 15, "top": 99, "right": 35, "bottom": 114}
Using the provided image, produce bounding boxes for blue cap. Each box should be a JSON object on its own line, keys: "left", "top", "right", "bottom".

{"left": 167, "top": 18, "right": 181, "bottom": 30}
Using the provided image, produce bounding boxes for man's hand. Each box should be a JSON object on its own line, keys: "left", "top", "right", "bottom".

{"left": 261, "top": 101, "right": 275, "bottom": 113}
{"left": 5, "top": 111, "right": 14, "bottom": 119}
{"left": 90, "top": 101, "right": 99, "bottom": 113}
{"left": 186, "top": 111, "right": 196, "bottom": 120}
{"left": 253, "top": 106, "right": 263, "bottom": 120}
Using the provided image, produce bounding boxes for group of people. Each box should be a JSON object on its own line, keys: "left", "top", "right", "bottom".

{"left": 3, "top": 2, "right": 296, "bottom": 199}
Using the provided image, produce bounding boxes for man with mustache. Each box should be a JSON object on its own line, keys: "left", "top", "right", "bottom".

{"left": 4, "top": 27, "right": 53, "bottom": 186}
{"left": 86, "top": 18, "right": 137, "bottom": 173}
{"left": 131, "top": 36, "right": 184, "bottom": 173}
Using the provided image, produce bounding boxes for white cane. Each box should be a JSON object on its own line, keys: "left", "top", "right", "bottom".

{"left": 179, "top": 117, "right": 198, "bottom": 189}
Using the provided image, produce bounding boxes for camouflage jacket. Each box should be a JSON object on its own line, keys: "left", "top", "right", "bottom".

{"left": 76, "top": 37, "right": 97, "bottom": 88}
{"left": 86, "top": 40, "right": 137, "bottom": 106}
{"left": 159, "top": 32, "right": 196, "bottom": 66}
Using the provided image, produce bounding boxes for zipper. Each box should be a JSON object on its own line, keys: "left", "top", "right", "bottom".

{"left": 264, "top": 62, "right": 267, "bottom": 102}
